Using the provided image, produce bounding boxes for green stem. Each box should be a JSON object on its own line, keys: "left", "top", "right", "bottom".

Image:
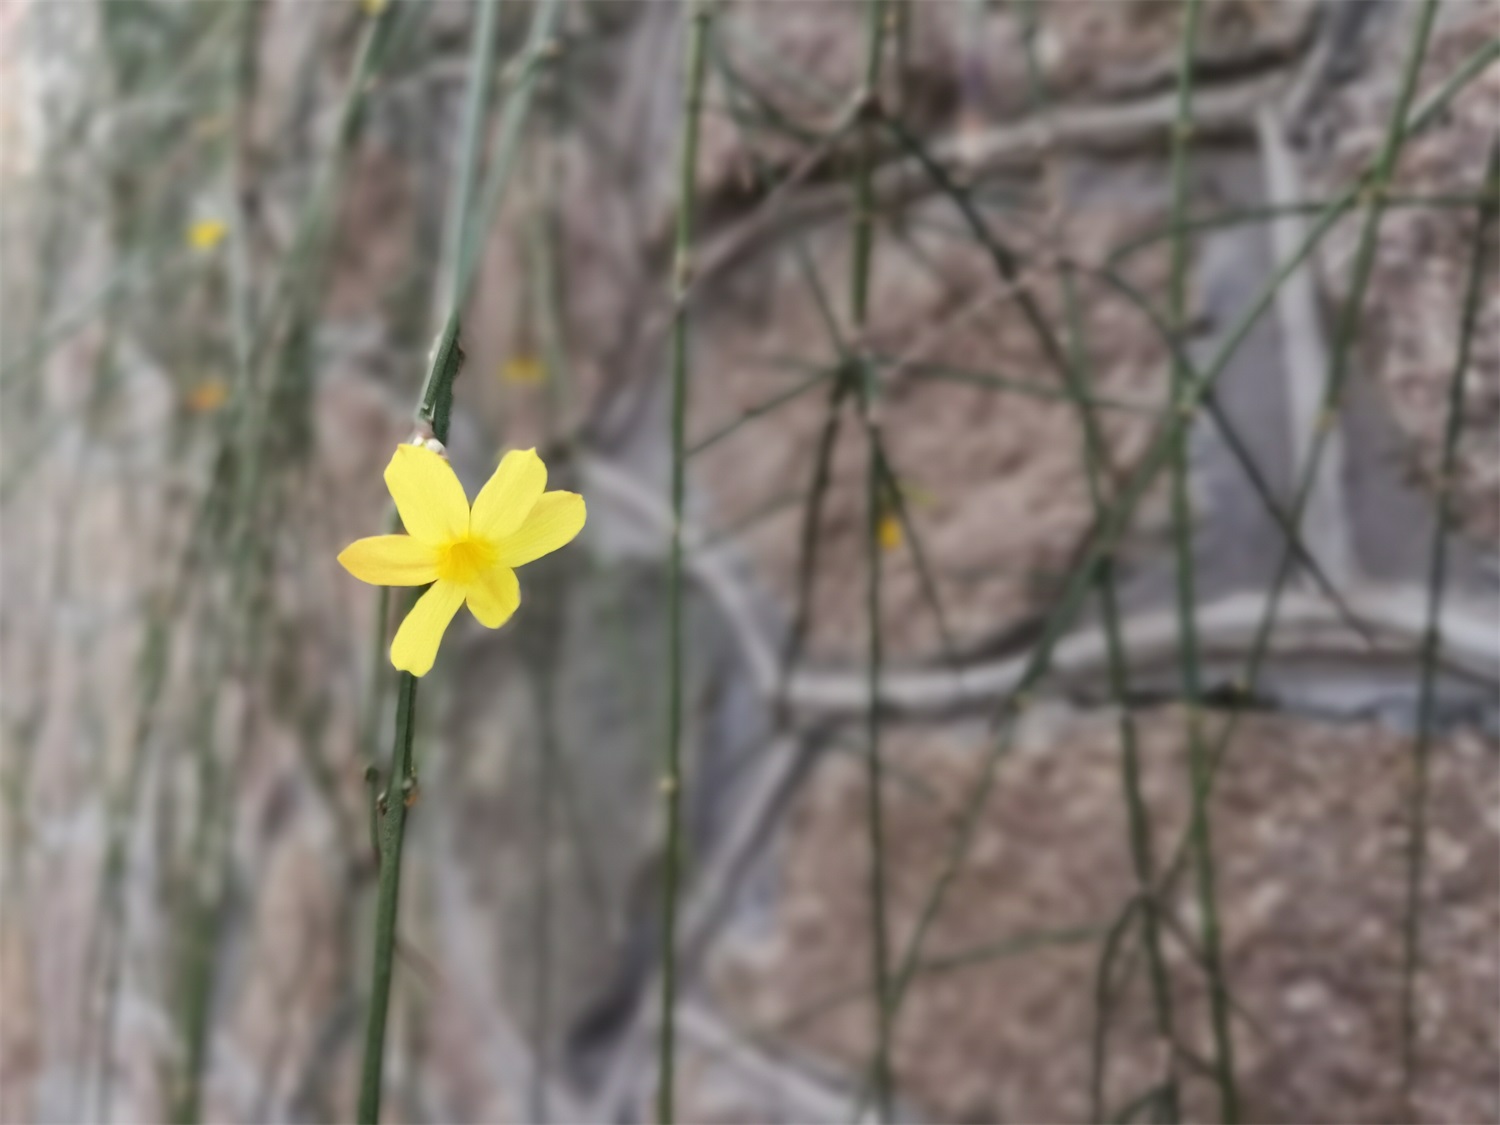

{"left": 1164, "top": 3, "right": 1238, "bottom": 1120}
{"left": 850, "top": 1, "right": 893, "bottom": 1117}
{"left": 529, "top": 670, "right": 559, "bottom": 1124}
{"left": 1400, "top": 141, "right": 1496, "bottom": 1104}
{"left": 1061, "top": 270, "right": 1180, "bottom": 1123}
{"left": 1006, "top": 20, "right": 1180, "bottom": 1102}
{"left": 711, "top": 46, "right": 961, "bottom": 696}
{"left": 857, "top": 15, "right": 1493, "bottom": 1082}
{"left": 357, "top": 669, "right": 419, "bottom": 1124}
{"left": 356, "top": 1, "right": 529, "bottom": 1116}
{"left": 887, "top": 357, "right": 1159, "bottom": 414}
{"left": 689, "top": 367, "right": 837, "bottom": 455}
{"left": 698, "top": 923, "right": 1103, "bottom": 1069}
{"left": 1089, "top": 0, "right": 1451, "bottom": 1100}
{"left": 251, "top": 3, "right": 397, "bottom": 368}
{"left": 1090, "top": 901, "right": 1143, "bottom": 1122}
{"left": 658, "top": 5, "right": 711, "bottom": 1121}
{"left": 172, "top": 11, "right": 274, "bottom": 1115}
{"left": 1155, "top": 6, "right": 1444, "bottom": 1087}
{"left": 438, "top": 0, "right": 502, "bottom": 316}
{"left": 1107, "top": 193, "right": 1496, "bottom": 263}
{"left": 454, "top": 0, "right": 565, "bottom": 310}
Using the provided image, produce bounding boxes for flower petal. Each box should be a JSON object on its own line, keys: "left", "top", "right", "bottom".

{"left": 384, "top": 444, "right": 469, "bottom": 545}
{"left": 390, "top": 579, "right": 466, "bottom": 677}
{"left": 471, "top": 447, "right": 546, "bottom": 543}
{"left": 496, "top": 490, "right": 586, "bottom": 568}
{"left": 337, "top": 535, "right": 440, "bottom": 586}
{"left": 466, "top": 565, "right": 520, "bottom": 628}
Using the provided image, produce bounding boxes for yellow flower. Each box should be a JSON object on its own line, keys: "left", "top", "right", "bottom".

{"left": 188, "top": 219, "right": 227, "bottom": 252}
{"left": 361, "top": 0, "right": 387, "bottom": 15}
{"left": 501, "top": 354, "right": 544, "bottom": 386}
{"left": 186, "top": 376, "right": 229, "bottom": 413}
{"left": 877, "top": 510, "right": 903, "bottom": 552}
{"left": 338, "top": 444, "right": 586, "bottom": 677}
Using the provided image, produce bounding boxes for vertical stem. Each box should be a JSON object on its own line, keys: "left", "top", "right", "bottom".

{"left": 849, "top": 2, "right": 887, "bottom": 324}
{"left": 1165, "top": 2, "right": 1239, "bottom": 1120}
{"left": 529, "top": 672, "right": 558, "bottom": 1124}
{"left": 1009, "top": 2, "right": 1180, "bottom": 1098}
{"left": 1094, "top": 11, "right": 1473, "bottom": 1038}
{"left": 857, "top": 39, "right": 1490, "bottom": 1092}
{"left": 455, "top": 0, "right": 565, "bottom": 312}
{"left": 172, "top": 9, "right": 268, "bottom": 1117}
{"left": 658, "top": 5, "right": 711, "bottom": 1121}
{"left": 1400, "top": 143, "right": 1497, "bottom": 1103}
{"left": 776, "top": 375, "right": 851, "bottom": 720}
{"left": 357, "top": 1, "right": 511, "bottom": 1117}
{"left": 357, "top": 669, "right": 419, "bottom": 1124}
{"left": 851, "top": 0, "right": 892, "bottom": 1118}
{"left": 436, "top": 0, "right": 501, "bottom": 318}
{"left": 1157, "top": 8, "right": 1440, "bottom": 1111}
{"left": 1061, "top": 272, "right": 1179, "bottom": 1123}
{"left": 860, "top": 355, "right": 894, "bottom": 1125}
{"left": 1089, "top": 901, "right": 1142, "bottom": 1121}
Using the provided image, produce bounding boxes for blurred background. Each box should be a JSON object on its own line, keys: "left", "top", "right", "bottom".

{"left": 1, "top": 1, "right": 1497, "bottom": 1122}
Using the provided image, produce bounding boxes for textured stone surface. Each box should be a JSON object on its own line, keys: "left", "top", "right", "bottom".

{"left": 3, "top": 2, "right": 1496, "bottom": 1122}
{"left": 713, "top": 709, "right": 1499, "bottom": 1123}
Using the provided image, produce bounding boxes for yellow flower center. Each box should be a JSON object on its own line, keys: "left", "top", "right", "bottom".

{"left": 436, "top": 536, "right": 496, "bottom": 586}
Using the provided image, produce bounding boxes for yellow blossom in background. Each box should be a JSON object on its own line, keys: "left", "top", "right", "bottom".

{"left": 188, "top": 218, "right": 227, "bottom": 252}
{"left": 338, "top": 444, "right": 586, "bottom": 677}
{"left": 501, "top": 354, "right": 545, "bottom": 386}
{"left": 185, "top": 377, "right": 229, "bottom": 413}
{"left": 361, "top": 0, "right": 388, "bottom": 15}
{"left": 876, "top": 478, "right": 938, "bottom": 552}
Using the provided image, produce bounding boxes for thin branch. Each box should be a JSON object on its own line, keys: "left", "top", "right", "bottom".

{"left": 657, "top": 5, "right": 712, "bottom": 1120}
{"left": 849, "top": 0, "right": 894, "bottom": 1116}
{"left": 1400, "top": 140, "right": 1497, "bottom": 1106}
{"left": 1164, "top": 3, "right": 1239, "bottom": 1118}
{"left": 359, "top": 0, "right": 513, "bottom": 1118}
